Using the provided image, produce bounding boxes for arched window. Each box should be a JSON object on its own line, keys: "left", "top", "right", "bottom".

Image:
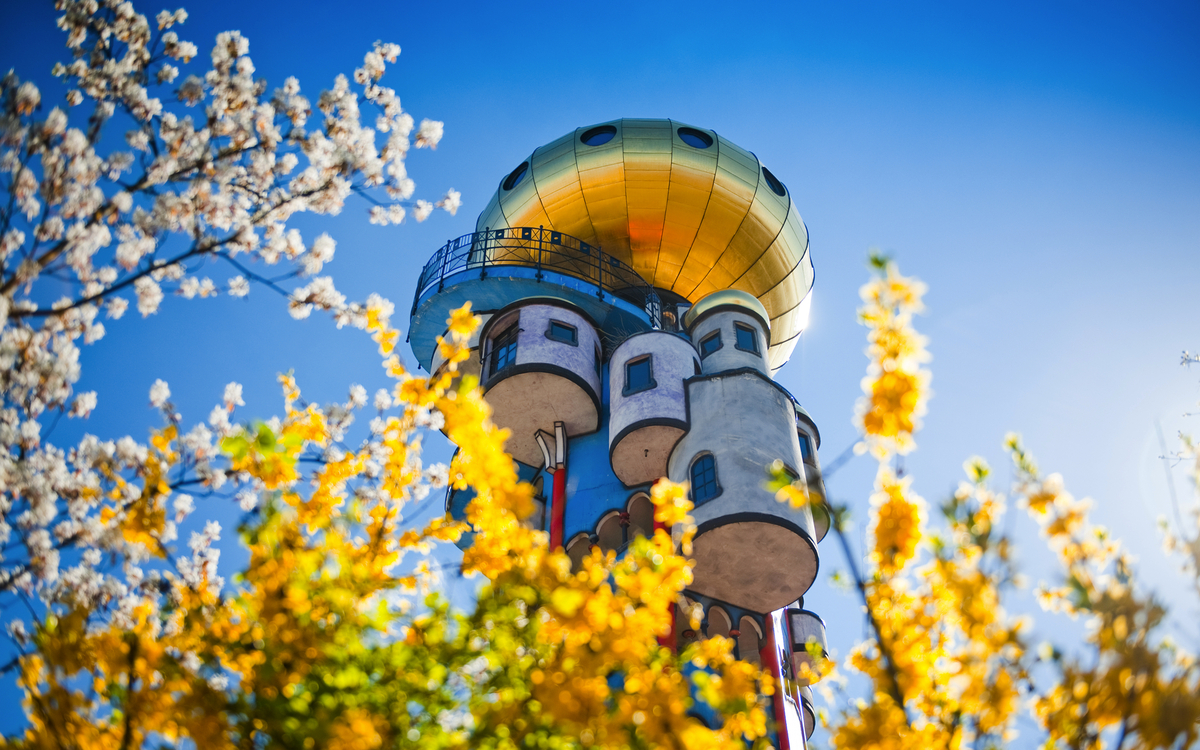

{"left": 596, "top": 511, "right": 623, "bottom": 553}
{"left": 565, "top": 533, "right": 590, "bottom": 571}
{"left": 627, "top": 493, "right": 654, "bottom": 539}
{"left": 738, "top": 616, "right": 763, "bottom": 666}
{"left": 675, "top": 598, "right": 701, "bottom": 645}
{"left": 707, "top": 606, "right": 731, "bottom": 640}
{"left": 690, "top": 454, "right": 719, "bottom": 504}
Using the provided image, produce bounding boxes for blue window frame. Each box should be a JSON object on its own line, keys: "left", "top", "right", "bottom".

{"left": 624, "top": 356, "right": 655, "bottom": 396}
{"left": 699, "top": 331, "right": 722, "bottom": 359}
{"left": 489, "top": 322, "right": 518, "bottom": 376}
{"left": 734, "top": 323, "right": 759, "bottom": 354}
{"left": 691, "top": 454, "right": 719, "bottom": 504}
{"left": 799, "top": 434, "right": 814, "bottom": 463}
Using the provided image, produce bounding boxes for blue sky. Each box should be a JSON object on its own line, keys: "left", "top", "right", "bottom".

{"left": 1, "top": 0, "right": 1199, "bottom": 737}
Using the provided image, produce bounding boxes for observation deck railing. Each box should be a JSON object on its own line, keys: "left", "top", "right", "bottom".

{"left": 411, "top": 226, "right": 661, "bottom": 327}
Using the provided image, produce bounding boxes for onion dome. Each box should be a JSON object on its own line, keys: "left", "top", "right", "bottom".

{"left": 475, "top": 118, "right": 814, "bottom": 371}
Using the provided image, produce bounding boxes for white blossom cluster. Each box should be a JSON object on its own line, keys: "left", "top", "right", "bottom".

{"left": 0, "top": 0, "right": 462, "bottom": 655}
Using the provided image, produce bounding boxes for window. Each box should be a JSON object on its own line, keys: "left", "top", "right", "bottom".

{"left": 547, "top": 320, "right": 578, "bottom": 345}
{"left": 699, "top": 331, "right": 722, "bottom": 359}
{"left": 734, "top": 323, "right": 759, "bottom": 354}
{"left": 691, "top": 454, "right": 719, "bottom": 503}
{"left": 502, "top": 162, "right": 529, "bottom": 191}
{"left": 489, "top": 322, "right": 519, "bottom": 376}
{"left": 624, "top": 356, "right": 655, "bottom": 396}
{"left": 761, "top": 166, "right": 787, "bottom": 197}
{"left": 580, "top": 125, "right": 617, "bottom": 146}
{"left": 799, "top": 434, "right": 814, "bottom": 463}
{"left": 678, "top": 127, "right": 713, "bottom": 149}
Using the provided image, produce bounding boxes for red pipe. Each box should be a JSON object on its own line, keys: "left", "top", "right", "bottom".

{"left": 761, "top": 616, "right": 797, "bottom": 750}
{"left": 655, "top": 518, "right": 676, "bottom": 652}
{"left": 549, "top": 462, "right": 567, "bottom": 550}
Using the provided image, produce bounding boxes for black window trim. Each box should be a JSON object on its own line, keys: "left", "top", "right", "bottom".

{"left": 690, "top": 452, "right": 721, "bottom": 505}
{"left": 798, "top": 433, "right": 816, "bottom": 465}
{"left": 699, "top": 330, "right": 723, "bottom": 359}
{"left": 622, "top": 354, "right": 657, "bottom": 396}
{"left": 734, "top": 322, "right": 760, "bottom": 355}
{"left": 546, "top": 319, "right": 579, "bottom": 346}
{"left": 488, "top": 320, "right": 520, "bottom": 378}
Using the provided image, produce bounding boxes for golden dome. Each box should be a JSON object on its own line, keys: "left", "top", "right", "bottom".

{"left": 474, "top": 118, "right": 814, "bottom": 371}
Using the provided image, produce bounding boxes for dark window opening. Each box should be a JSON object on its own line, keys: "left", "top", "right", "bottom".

{"left": 502, "top": 162, "right": 529, "bottom": 191}
{"left": 489, "top": 322, "right": 519, "bottom": 376}
{"left": 678, "top": 127, "right": 713, "bottom": 149}
{"left": 735, "top": 323, "right": 759, "bottom": 354}
{"left": 799, "top": 434, "right": 814, "bottom": 463}
{"left": 624, "top": 356, "right": 655, "bottom": 396}
{"left": 691, "top": 454, "right": 719, "bottom": 503}
{"left": 547, "top": 320, "right": 578, "bottom": 346}
{"left": 699, "top": 331, "right": 722, "bottom": 359}
{"left": 580, "top": 125, "right": 617, "bottom": 146}
{"left": 761, "top": 166, "right": 787, "bottom": 197}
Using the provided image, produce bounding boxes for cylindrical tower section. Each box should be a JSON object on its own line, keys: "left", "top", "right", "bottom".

{"left": 794, "top": 404, "right": 829, "bottom": 542}
{"left": 479, "top": 301, "right": 601, "bottom": 466}
{"left": 684, "top": 290, "right": 772, "bottom": 376}
{"left": 609, "top": 331, "right": 697, "bottom": 486}
{"left": 668, "top": 370, "right": 817, "bottom": 614}
{"left": 787, "top": 607, "right": 828, "bottom": 686}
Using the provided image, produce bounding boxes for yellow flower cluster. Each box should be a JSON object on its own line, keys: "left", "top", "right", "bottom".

{"left": 856, "top": 256, "right": 931, "bottom": 459}
{"left": 823, "top": 258, "right": 1200, "bottom": 750}
{"left": 8, "top": 303, "right": 772, "bottom": 750}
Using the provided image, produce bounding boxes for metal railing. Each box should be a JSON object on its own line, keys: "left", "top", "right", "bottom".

{"left": 411, "top": 226, "right": 661, "bottom": 327}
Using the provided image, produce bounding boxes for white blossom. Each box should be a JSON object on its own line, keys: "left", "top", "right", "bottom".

{"left": 436, "top": 188, "right": 462, "bottom": 216}
{"left": 149, "top": 379, "right": 171, "bottom": 407}
{"left": 134, "top": 277, "right": 163, "bottom": 316}
{"left": 415, "top": 119, "right": 444, "bottom": 149}
{"left": 224, "top": 382, "right": 244, "bottom": 408}
{"left": 373, "top": 388, "right": 392, "bottom": 411}
{"left": 227, "top": 275, "right": 250, "bottom": 297}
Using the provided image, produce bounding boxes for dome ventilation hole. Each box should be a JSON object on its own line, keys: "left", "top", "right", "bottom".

{"left": 677, "top": 127, "right": 713, "bottom": 149}
{"left": 761, "top": 166, "right": 786, "bottom": 197}
{"left": 580, "top": 125, "right": 617, "bottom": 146}
{"left": 502, "top": 161, "right": 529, "bottom": 191}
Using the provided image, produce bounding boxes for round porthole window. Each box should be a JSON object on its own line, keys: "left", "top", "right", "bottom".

{"left": 761, "top": 166, "right": 786, "bottom": 197}
{"left": 502, "top": 161, "right": 529, "bottom": 191}
{"left": 580, "top": 125, "right": 617, "bottom": 146}
{"left": 677, "top": 127, "right": 713, "bottom": 149}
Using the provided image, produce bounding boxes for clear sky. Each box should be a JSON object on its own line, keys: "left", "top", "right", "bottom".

{"left": 2, "top": 0, "right": 1198, "bottom": 738}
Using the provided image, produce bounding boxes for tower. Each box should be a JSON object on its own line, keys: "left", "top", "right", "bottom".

{"left": 408, "top": 119, "right": 829, "bottom": 748}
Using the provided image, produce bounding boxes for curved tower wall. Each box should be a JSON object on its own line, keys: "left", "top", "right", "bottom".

{"left": 690, "top": 309, "right": 771, "bottom": 376}
{"left": 608, "top": 332, "right": 697, "bottom": 487}
{"left": 478, "top": 302, "right": 601, "bottom": 466}
{"left": 668, "top": 371, "right": 818, "bottom": 614}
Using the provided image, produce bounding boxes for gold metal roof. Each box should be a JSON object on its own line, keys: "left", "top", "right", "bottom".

{"left": 475, "top": 118, "right": 814, "bottom": 371}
